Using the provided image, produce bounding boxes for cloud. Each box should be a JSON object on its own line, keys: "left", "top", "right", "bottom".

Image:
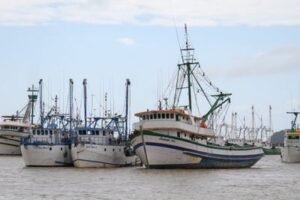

{"left": 208, "top": 45, "right": 300, "bottom": 78}
{"left": 117, "top": 37, "right": 135, "bottom": 46}
{"left": 0, "top": 0, "right": 300, "bottom": 26}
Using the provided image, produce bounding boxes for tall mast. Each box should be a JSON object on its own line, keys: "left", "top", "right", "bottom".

{"left": 251, "top": 105, "right": 255, "bottom": 140}
{"left": 27, "top": 85, "right": 38, "bottom": 125}
{"left": 83, "top": 79, "right": 87, "bottom": 128}
{"left": 69, "top": 79, "right": 74, "bottom": 132}
{"left": 125, "top": 79, "right": 131, "bottom": 141}
{"left": 269, "top": 105, "right": 272, "bottom": 135}
{"left": 185, "top": 24, "right": 192, "bottom": 111}
{"left": 39, "top": 79, "right": 44, "bottom": 126}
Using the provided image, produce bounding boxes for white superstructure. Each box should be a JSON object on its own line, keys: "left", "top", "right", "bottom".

{"left": 281, "top": 112, "right": 300, "bottom": 163}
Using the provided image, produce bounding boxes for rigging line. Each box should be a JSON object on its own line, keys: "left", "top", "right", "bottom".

{"left": 175, "top": 69, "right": 187, "bottom": 107}
{"left": 191, "top": 78, "right": 201, "bottom": 116}
{"left": 163, "top": 68, "right": 176, "bottom": 99}
{"left": 191, "top": 72, "right": 212, "bottom": 106}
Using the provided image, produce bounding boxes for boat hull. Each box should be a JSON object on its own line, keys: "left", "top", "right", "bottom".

{"left": 71, "top": 143, "right": 137, "bottom": 168}
{"left": 281, "top": 146, "right": 300, "bottom": 163}
{"left": 132, "top": 130, "right": 264, "bottom": 169}
{"left": 263, "top": 147, "right": 281, "bottom": 155}
{"left": 20, "top": 144, "right": 73, "bottom": 166}
{"left": 0, "top": 131, "right": 29, "bottom": 155}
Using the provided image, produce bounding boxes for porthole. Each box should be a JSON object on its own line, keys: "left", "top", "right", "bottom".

{"left": 104, "top": 148, "right": 106, "bottom": 151}
{"left": 49, "top": 147, "right": 52, "bottom": 151}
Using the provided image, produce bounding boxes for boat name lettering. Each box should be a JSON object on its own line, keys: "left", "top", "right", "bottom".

{"left": 159, "top": 137, "right": 175, "bottom": 143}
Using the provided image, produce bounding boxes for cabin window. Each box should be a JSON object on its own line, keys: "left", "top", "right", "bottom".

{"left": 113, "top": 149, "right": 115, "bottom": 152}
{"left": 176, "top": 115, "right": 179, "bottom": 121}
{"left": 142, "top": 116, "right": 146, "bottom": 120}
{"left": 104, "top": 148, "right": 106, "bottom": 152}
{"left": 157, "top": 113, "right": 161, "bottom": 119}
{"left": 177, "top": 132, "right": 180, "bottom": 138}
{"left": 150, "top": 115, "right": 153, "bottom": 119}
{"left": 50, "top": 130, "right": 53, "bottom": 135}
{"left": 154, "top": 114, "right": 157, "bottom": 119}
{"left": 37, "top": 130, "right": 40, "bottom": 135}
{"left": 91, "top": 131, "right": 95, "bottom": 135}
{"left": 162, "top": 113, "right": 165, "bottom": 119}
{"left": 96, "top": 131, "right": 99, "bottom": 135}
{"left": 33, "top": 130, "right": 36, "bottom": 135}
{"left": 166, "top": 113, "right": 169, "bottom": 119}
{"left": 103, "top": 131, "right": 106, "bottom": 136}
{"left": 288, "top": 135, "right": 299, "bottom": 139}
{"left": 45, "top": 131, "right": 48, "bottom": 135}
{"left": 146, "top": 115, "right": 149, "bottom": 120}
{"left": 170, "top": 114, "right": 174, "bottom": 119}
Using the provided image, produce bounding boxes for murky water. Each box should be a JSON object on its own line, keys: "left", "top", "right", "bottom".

{"left": 0, "top": 155, "right": 299, "bottom": 200}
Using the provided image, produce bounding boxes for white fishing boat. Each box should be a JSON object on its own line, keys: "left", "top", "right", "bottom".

{"left": 0, "top": 86, "right": 36, "bottom": 155}
{"left": 0, "top": 117, "right": 31, "bottom": 155}
{"left": 131, "top": 25, "right": 264, "bottom": 169}
{"left": 281, "top": 112, "right": 300, "bottom": 163}
{"left": 21, "top": 79, "right": 74, "bottom": 166}
{"left": 71, "top": 79, "right": 137, "bottom": 168}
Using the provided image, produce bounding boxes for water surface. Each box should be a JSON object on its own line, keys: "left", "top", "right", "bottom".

{"left": 0, "top": 156, "right": 299, "bottom": 200}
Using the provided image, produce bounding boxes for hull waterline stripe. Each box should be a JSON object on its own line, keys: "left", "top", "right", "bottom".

{"left": 73, "top": 159, "right": 124, "bottom": 166}
{"left": 0, "top": 136, "right": 20, "bottom": 143}
{"left": 137, "top": 130, "right": 262, "bottom": 151}
{"left": 0, "top": 142, "right": 19, "bottom": 147}
{"left": 134, "top": 142, "right": 263, "bottom": 161}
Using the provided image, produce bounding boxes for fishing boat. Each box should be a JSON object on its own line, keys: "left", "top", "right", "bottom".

{"left": 21, "top": 79, "right": 74, "bottom": 166}
{"left": 131, "top": 25, "right": 264, "bottom": 169}
{"left": 71, "top": 79, "right": 137, "bottom": 168}
{"left": 281, "top": 112, "right": 300, "bottom": 163}
{"left": 0, "top": 86, "right": 37, "bottom": 155}
{"left": 0, "top": 116, "right": 31, "bottom": 155}
{"left": 263, "top": 146, "right": 281, "bottom": 155}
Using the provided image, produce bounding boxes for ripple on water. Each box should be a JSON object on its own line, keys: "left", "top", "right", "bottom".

{"left": 0, "top": 155, "right": 299, "bottom": 200}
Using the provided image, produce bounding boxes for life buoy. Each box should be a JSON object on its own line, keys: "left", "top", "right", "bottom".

{"left": 200, "top": 121, "right": 207, "bottom": 128}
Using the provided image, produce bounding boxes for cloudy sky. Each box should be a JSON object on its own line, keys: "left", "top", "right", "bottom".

{"left": 0, "top": 0, "right": 299, "bottom": 132}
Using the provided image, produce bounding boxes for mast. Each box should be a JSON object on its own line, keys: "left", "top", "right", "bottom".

{"left": 69, "top": 79, "right": 74, "bottom": 132}
{"left": 172, "top": 24, "right": 231, "bottom": 124}
{"left": 39, "top": 79, "right": 44, "bottom": 127}
{"left": 251, "top": 105, "right": 255, "bottom": 140}
{"left": 125, "top": 79, "right": 131, "bottom": 141}
{"left": 83, "top": 79, "right": 87, "bottom": 128}
{"left": 185, "top": 24, "right": 192, "bottom": 111}
{"left": 287, "top": 111, "right": 300, "bottom": 131}
{"left": 27, "top": 85, "right": 38, "bottom": 125}
{"left": 269, "top": 105, "right": 273, "bottom": 135}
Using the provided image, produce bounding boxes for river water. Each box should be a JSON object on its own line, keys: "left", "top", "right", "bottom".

{"left": 0, "top": 155, "right": 299, "bottom": 200}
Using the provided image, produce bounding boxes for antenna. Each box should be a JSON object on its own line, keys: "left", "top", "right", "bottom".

{"left": 184, "top": 24, "right": 189, "bottom": 50}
